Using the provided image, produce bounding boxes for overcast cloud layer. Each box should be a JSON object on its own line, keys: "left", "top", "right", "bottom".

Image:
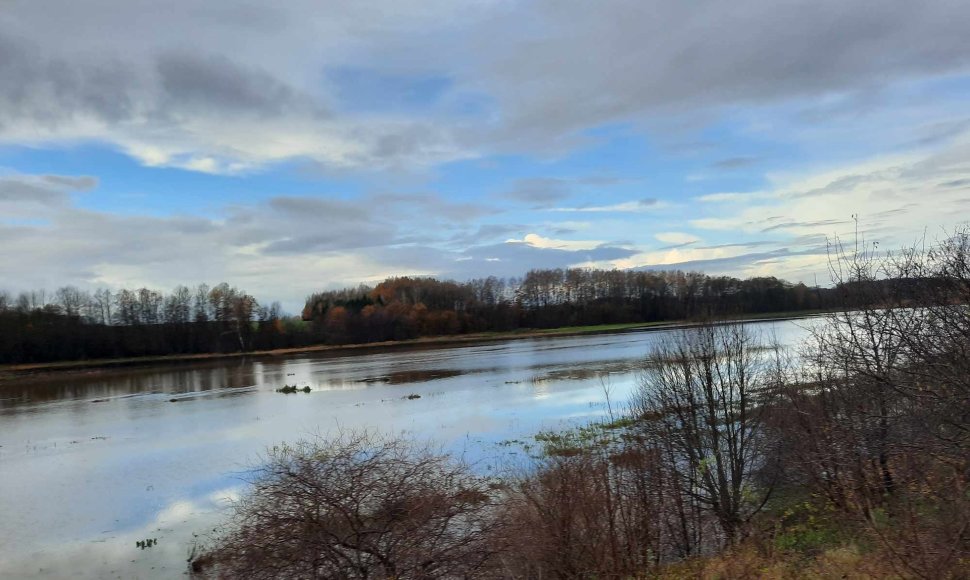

{"left": 2, "top": 0, "right": 970, "bottom": 310}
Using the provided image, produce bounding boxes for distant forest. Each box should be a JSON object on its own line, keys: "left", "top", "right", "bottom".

{"left": 302, "top": 270, "right": 833, "bottom": 342}
{"left": 2, "top": 269, "right": 844, "bottom": 365}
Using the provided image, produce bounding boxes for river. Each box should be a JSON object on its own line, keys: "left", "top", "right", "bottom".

{"left": 0, "top": 318, "right": 814, "bottom": 578}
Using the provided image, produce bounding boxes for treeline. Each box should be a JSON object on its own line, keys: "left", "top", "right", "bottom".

{"left": 0, "top": 283, "right": 302, "bottom": 364}
{"left": 0, "top": 263, "right": 928, "bottom": 365}
{"left": 302, "top": 269, "right": 836, "bottom": 343}
{"left": 193, "top": 230, "right": 970, "bottom": 579}
{"left": 1, "top": 268, "right": 836, "bottom": 365}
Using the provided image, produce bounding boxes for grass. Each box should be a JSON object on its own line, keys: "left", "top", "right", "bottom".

{"left": 653, "top": 490, "right": 889, "bottom": 579}
{"left": 655, "top": 542, "right": 887, "bottom": 579}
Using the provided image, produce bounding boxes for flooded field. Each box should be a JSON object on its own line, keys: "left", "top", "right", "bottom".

{"left": 0, "top": 319, "right": 812, "bottom": 578}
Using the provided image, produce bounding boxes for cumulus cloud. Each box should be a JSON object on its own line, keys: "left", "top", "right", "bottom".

{"left": 566, "top": 133, "right": 970, "bottom": 283}
{"left": 0, "top": 183, "right": 427, "bottom": 307}
{"left": 0, "top": 10, "right": 473, "bottom": 174}
{"left": 477, "top": 0, "right": 970, "bottom": 148}
{"left": 0, "top": 173, "right": 98, "bottom": 219}
{"left": 0, "top": 173, "right": 639, "bottom": 310}
{"left": 3, "top": 1, "right": 969, "bottom": 171}
{"left": 508, "top": 233, "right": 610, "bottom": 251}
{"left": 4, "top": 132, "right": 969, "bottom": 307}
{"left": 156, "top": 52, "right": 320, "bottom": 118}
{"left": 690, "top": 144, "right": 970, "bottom": 239}
{"left": 647, "top": 140, "right": 969, "bottom": 279}
{"left": 2, "top": 0, "right": 970, "bottom": 304}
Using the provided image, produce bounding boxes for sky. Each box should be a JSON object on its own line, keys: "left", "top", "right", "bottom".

{"left": 2, "top": 0, "right": 970, "bottom": 312}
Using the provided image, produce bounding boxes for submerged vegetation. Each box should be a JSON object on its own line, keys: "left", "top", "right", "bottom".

{"left": 191, "top": 229, "right": 970, "bottom": 579}
{"left": 136, "top": 538, "right": 158, "bottom": 550}
{"left": 275, "top": 385, "right": 311, "bottom": 394}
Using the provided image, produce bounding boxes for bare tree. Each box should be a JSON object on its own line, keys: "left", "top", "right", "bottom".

{"left": 114, "top": 288, "right": 138, "bottom": 325}
{"left": 194, "top": 283, "right": 210, "bottom": 323}
{"left": 888, "top": 228, "right": 970, "bottom": 456}
{"left": 496, "top": 440, "right": 674, "bottom": 577}
{"left": 93, "top": 288, "right": 112, "bottom": 325}
{"left": 191, "top": 432, "right": 503, "bottom": 579}
{"left": 165, "top": 285, "right": 193, "bottom": 325}
{"left": 55, "top": 285, "right": 90, "bottom": 318}
{"left": 633, "top": 322, "right": 780, "bottom": 545}
{"left": 772, "top": 226, "right": 970, "bottom": 578}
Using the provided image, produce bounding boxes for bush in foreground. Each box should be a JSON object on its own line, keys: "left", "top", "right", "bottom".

{"left": 190, "top": 433, "right": 502, "bottom": 579}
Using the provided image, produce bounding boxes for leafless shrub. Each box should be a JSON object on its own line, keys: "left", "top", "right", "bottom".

{"left": 770, "top": 225, "right": 970, "bottom": 578}
{"left": 494, "top": 442, "right": 671, "bottom": 577}
{"left": 632, "top": 322, "right": 783, "bottom": 546}
{"left": 190, "top": 432, "right": 503, "bottom": 579}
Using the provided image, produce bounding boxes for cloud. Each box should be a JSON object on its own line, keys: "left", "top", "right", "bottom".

{"left": 366, "top": 192, "right": 497, "bottom": 221}
{"left": 0, "top": 185, "right": 436, "bottom": 308}
{"left": 442, "top": 239, "right": 638, "bottom": 279}
{"left": 0, "top": 182, "right": 64, "bottom": 206}
{"left": 508, "top": 233, "right": 609, "bottom": 251}
{"left": 633, "top": 247, "right": 825, "bottom": 278}
{"left": 501, "top": 178, "right": 572, "bottom": 205}
{"left": 711, "top": 156, "right": 759, "bottom": 170}
{"left": 696, "top": 191, "right": 768, "bottom": 203}
{"left": 760, "top": 219, "right": 848, "bottom": 233}
{"left": 581, "top": 135, "right": 970, "bottom": 283}
{"left": 39, "top": 175, "right": 99, "bottom": 190}
{"left": 500, "top": 176, "right": 634, "bottom": 207}
{"left": 268, "top": 196, "right": 369, "bottom": 220}
{"left": 2, "top": 1, "right": 970, "bottom": 305}
{"left": 314, "top": 234, "right": 640, "bottom": 283}
{"left": 0, "top": 22, "right": 471, "bottom": 174}
{"left": 940, "top": 178, "right": 970, "bottom": 188}
{"left": 156, "top": 52, "right": 323, "bottom": 118}
{"left": 0, "top": 175, "right": 630, "bottom": 310}
{"left": 3, "top": 1, "right": 969, "bottom": 172}
{"left": 691, "top": 143, "right": 970, "bottom": 238}
{"left": 447, "top": 224, "right": 525, "bottom": 246}
{"left": 0, "top": 174, "right": 98, "bottom": 217}
{"left": 654, "top": 232, "right": 700, "bottom": 245}
{"left": 476, "top": 0, "right": 970, "bottom": 148}
{"left": 551, "top": 199, "right": 660, "bottom": 213}
{"left": 4, "top": 129, "right": 970, "bottom": 309}
{"left": 694, "top": 240, "right": 781, "bottom": 251}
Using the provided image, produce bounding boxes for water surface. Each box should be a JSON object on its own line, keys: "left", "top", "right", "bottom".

{"left": 0, "top": 320, "right": 812, "bottom": 578}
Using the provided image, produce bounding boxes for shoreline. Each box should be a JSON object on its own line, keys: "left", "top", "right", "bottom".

{"left": 0, "top": 310, "right": 826, "bottom": 383}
